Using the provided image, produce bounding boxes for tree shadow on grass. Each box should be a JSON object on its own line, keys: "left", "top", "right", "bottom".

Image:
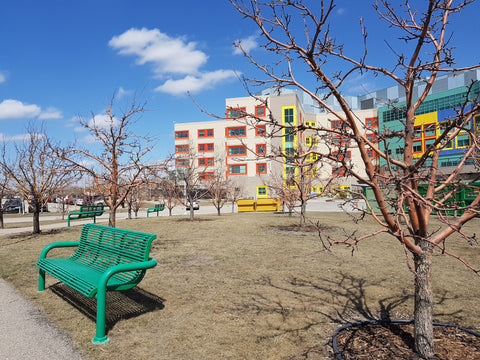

{"left": 50, "top": 283, "right": 165, "bottom": 333}
{"left": 234, "top": 272, "right": 462, "bottom": 357}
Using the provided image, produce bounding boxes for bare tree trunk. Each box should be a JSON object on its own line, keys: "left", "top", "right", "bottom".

{"left": 0, "top": 212, "right": 4, "bottom": 229}
{"left": 109, "top": 209, "right": 116, "bottom": 228}
{"left": 414, "top": 240, "right": 434, "bottom": 359}
{"left": 33, "top": 209, "right": 41, "bottom": 234}
{"left": 300, "top": 201, "right": 307, "bottom": 226}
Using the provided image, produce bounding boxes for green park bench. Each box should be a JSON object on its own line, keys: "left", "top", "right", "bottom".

{"left": 36, "top": 223, "right": 157, "bottom": 344}
{"left": 146, "top": 203, "right": 165, "bottom": 217}
{"left": 67, "top": 204, "right": 105, "bottom": 227}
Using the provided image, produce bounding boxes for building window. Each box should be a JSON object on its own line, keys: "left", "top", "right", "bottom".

{"left": 332, "top": 151, "right": 351, "bottom": 161}
{"left": 228, "top": 145, "right": 247, "bottom": 156}
{"left": 456, "top": 134, "right": 471, "bottom": 148}
{"left": 226, "top": 107, "right": 246, "bottom": 119}
{"left": 175, "top": 130, "right": 189, "bottom": 139}
{"left": 175, "top": 145, "right": 189, "bottom": 153}
{"left": 257, "top": 186, "right": 268, "bottom": 197}
{"left": 256, "top": 163, "right": 267, "bottom": 174}
{"left": 331, "top": 120, "right": 346, "bottom": 129}
{"left": 424, "top": 123, "right": 436, "bottom": 137}
{"left": 305, "top": 136, "right": 317, "bottom": 146}
{"left": 332, "top": 167, "right": 347, "bottom": 177}
{"left": 228, "top": 164, "right": 247, "bottom": 175}
{"left": 306, "top": 153, "right": 318, "bottom": 162}
{"left": 305, "top": 121, "right": 317, "bottom": 127}
{"left": 198, "top": 158, "right": 214, "bottom": 166}
{"left": 474, "top": 115, "right": 480, "bottom": 136}
{"left": 255, "top": 125, "right": 266, "bottom": 136}
{"left": 256, "top": 144, "right": 266, "bottom": 155}
{"left": 283, "top": 107, "right": 295, "bottom": 125}
{"left": 198, "top": 143, "right": 214, "bottom": 152}
{"left": 198, "top": 129, "right": 214, "bottom": 138}
{"left": 365, "top": 117, "right": 378, "bottom": 127}
{"left": 199, "top": 172, "right": 215, "bottom": 181}
{"left": 332, "top": 136, "right": 350, "bottom": 145}
{"left": 255, "top": 106, "right": 266, "bottom": 117}
{"left": 366, "top": 134, "right": 376, "bottom": 142}
{"left": 413, "top": 141, "right": 423, "bottom": 153}
{"left": 413, "top": 126, "right": 422, "bottom": 139}
{"left": 367, "top": 150, "right": 378, "bottom": 158}
{"left": 226, "top": 126, "right": 246, "bottom": 137}
{"left": 175, "top": 159, "right": 189, "bottom": 167}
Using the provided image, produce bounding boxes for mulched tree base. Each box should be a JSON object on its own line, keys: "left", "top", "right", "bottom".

{"left": 333, "top": 321, "right": 480, "bottom": 360}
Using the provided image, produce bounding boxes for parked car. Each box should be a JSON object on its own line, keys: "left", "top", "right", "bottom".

{"left": 3, "top": 204, "right": 22, "bottom": 214}
{"left": 185, "top": 200, "right": 199, "bottom": 210}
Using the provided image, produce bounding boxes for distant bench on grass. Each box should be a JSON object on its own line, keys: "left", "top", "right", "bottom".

{"left": 147, "top": 204, "right": 165, "bottom": 217}
{"left": 67, "top": 204, "right": 105, "bottom": 227}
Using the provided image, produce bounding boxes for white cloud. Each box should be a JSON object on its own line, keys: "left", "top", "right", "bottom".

{"left": 110, "top": 28, "right": 238, "bottom": 96}
{"left": 0, "top": 73, "right": 5, "bottom": 83}
{"left": 109, "top": 28, "right": 207, "bottom": 75}
{"left": 117, "top": 87, "right": 132, "bottom": 99}
{"left": 0, "top": 132, "right": 45, "bottom": 143}
{"left": 233, "top": 34, "right": 258, "bottom": 55}
{"left": 155, "top": 69, "right": 237, "bottom": 95}
{"left": 0, "top": 99, "right": 41, "bottom": 119}
{"left": 0, "top": 99, "right": 63, "bottom": 120}
{"left": 89, "top": 114, "right": 120, "bottom": 130}
{"left": 38, "top": 107, "right": 62, "bottom": 120}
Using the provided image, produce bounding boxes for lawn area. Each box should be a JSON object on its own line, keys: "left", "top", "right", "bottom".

{"left": 1, "top": 212, "right": 480, "bottom": 359}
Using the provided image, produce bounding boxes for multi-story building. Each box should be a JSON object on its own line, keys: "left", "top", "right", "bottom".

{"left": 174, "top": 92, "right": 378, "bottom": 198}
{"left": 174, "top": 70, "right": 480, "bottom": 199}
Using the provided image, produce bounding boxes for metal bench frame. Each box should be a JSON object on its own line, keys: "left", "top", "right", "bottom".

{"left": 36, "top": 223, "right": 157, "bottom": 344}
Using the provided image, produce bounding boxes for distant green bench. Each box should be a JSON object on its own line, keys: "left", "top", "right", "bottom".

{"left": 147, "top": 203, "right": 165, "bottom": 217}
{"left": 67, "top": 204, "right": 105, "bottom": 226}
{"left": 36, "top": 223, "right": 157, "bottom": 344}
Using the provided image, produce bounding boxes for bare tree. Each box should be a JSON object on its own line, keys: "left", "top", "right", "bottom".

{"left": 0, "top": 158, "right": 10, "bottom": 228}
{"left": 175, "top": 146, "right": 210, "bottom": 220}
{"left": 231, "top": 0, "right": 480, "bottom": 358}
{"left": 227, "top": 183, "right": 244, "bottom": 213}
{"left": 1, "top": 126, "right": 76, "bottom": 233}
{"left": 65, "top": 95, "right": 156, "bottom": 227}
{"left": 125, "top": 181, "right": 146, "bottom": 219}
{"left": 208, "top": 156, "right": 230, "bottom": 216}
{"left": 157, "top": 173, "right": 183, "bottom": 216}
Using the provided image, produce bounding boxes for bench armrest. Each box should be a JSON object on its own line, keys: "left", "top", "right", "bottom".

{"left": 39, "top": 241, "right": 80, "bottom": 260}
{"left": 98, "top": 258, "right": 158, "bottom": 288}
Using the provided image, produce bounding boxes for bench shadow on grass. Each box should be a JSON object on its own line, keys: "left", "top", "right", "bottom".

{"left": 50, "top": 283, "right": 165, "bottom": 333}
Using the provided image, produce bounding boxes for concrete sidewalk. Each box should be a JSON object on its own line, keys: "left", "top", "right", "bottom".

{"left": 0, "top": 279, "right": 86, "bottom": 360}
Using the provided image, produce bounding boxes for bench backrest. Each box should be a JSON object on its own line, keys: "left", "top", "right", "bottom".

{"left": 79, "top": 205, "right": 105, "bottom": 216}
{"left": 155, "top": 204, "right": 164, "bottom": 209}
{"left": 70, "top": 224, "right": 156, "bottom": 284}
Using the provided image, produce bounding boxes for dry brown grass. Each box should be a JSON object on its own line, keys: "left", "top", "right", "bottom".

{"left": 1, "top": 212, "right": 480, "bottom": 360}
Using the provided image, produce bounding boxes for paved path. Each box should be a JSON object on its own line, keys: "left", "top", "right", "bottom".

{"left": 0, "top": 279, "right": 86, "bottom": 360}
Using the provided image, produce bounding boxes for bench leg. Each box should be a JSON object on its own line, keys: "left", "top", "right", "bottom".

{"left": 38, "top": 269, "right": 46, "bottom": 292}
{"left": 92, "top": 286, "right": 110, "bottom": 344}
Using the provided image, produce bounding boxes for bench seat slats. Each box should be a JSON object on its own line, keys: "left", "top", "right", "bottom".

{"left": 36, "top": 257, "right": 144, "bottom": 297}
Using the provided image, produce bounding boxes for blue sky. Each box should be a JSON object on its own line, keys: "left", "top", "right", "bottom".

{"left": 0, "top": 0, "right": 479, "bottom": 161}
